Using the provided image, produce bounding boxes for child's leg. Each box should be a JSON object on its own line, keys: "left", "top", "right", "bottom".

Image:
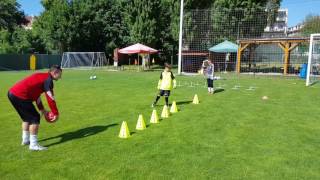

{"left": 207, "top": 79, "right": 211, "bottom": 93}
{"left": 164, "top": 90, "right": 170, "bottom": 106}
{"left": 211, "top": 79, "right": 214, "bottom": 93}
{"left": 153, "top": 90, "right": 164, "bottom": 105}
{"left": 208, "top": 79, "right": 214, "bottom": 93}
{"left": 154, "top": 95, "right": 161, "bottom": 104}
{"left": 210, "top": 79, "right": 213, "bottom": 93}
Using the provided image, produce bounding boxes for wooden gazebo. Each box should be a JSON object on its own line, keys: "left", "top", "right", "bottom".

{"left": 237, "top": 37, "right": 309, "bottom": 75}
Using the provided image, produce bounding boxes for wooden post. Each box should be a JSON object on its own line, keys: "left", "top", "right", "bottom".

{"left": 278, "top": 42, "right": 299, "bottom": 75}
{"left": 284, "top": 43, "right": 290, "bottom": 75}
{"left": 237, "top": 43, "right": 249, "bottom": 73}
{"left": 237, "top": 47, "right": 241, "bottom": 73}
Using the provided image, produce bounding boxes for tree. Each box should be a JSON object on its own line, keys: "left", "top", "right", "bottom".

{"left": 0, "top": 0, "right": 26, "bottom": 31}
{"left": 33, "top": 0, "right": 128, "bottom": 55}
{"left": 301, "top": 14, "right": 320, "bottom": 36}
{"left": 124, "top": 0, "right": 160, "bottom": 46}
{"left": 0, "top": 29, "right": 12, "bottom": 53}
{"left": 32, "top": 0, "right": 70, "bottom": 53}
{"left": 67, "top": 0, "right": 128, "bottom": 56}
{"left": 0, "top": 0, "right": 29, "bottom": 53}
{"left": 182, "top": 0, "right": 281, "bottom": 50}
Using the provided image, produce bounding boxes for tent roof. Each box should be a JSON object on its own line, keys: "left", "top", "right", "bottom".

{"left": 119, "top": 43, "right": 158, "bottom": 54}
{"left": 208, "top": 40, "right": 238, "bottom": 53}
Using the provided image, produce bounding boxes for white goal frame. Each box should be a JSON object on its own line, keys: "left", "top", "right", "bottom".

{"left": 306, "top": 34, "right": 320, "bottom": 86}
{"left": 61, "top": 52, "right": 106, "bottom": 70}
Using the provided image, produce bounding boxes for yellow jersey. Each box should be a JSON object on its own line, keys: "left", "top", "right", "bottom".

{"left": 158, "top": 71, "right": 176, "bottom": 90}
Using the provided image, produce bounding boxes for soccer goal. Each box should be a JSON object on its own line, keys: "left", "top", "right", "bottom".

{"left": 61, "top": 52, "right": 106, "bottom": 69}
{"left": 306, "top": 34, "right": 320, "bottom": 86}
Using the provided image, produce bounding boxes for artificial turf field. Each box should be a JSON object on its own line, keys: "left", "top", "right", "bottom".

{"left": 1, "top": 69, "right": 320, "bottom": 179}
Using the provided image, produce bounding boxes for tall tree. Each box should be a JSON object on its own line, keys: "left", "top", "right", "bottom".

{"left": 67, "top": 0, "right": 128, "bottom": 56}
{"left": 182, "top": 0, "right": 281, "bottom": 50}
{"left": 32, "top": 0, "right": 70, "bottom": 53}
{"left": 301, "top": 14, "right": 320, "bottom": 36}
{"left": 124, "top": 0, "right": 160, "bottom": 46}
{"left": 0, "top": 0, "right": 26, "bottom": 31}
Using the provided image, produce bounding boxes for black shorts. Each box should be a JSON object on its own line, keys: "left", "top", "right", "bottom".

{"left": 207, "top": 79, "right": 214, "bottom": 88}
{"left": 159, "top": 90, "right": 171, "bottom": 97}
{"left": 7, "top": 92, "right": 40, "bottom": 124}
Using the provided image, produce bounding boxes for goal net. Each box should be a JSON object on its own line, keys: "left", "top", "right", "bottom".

{"left": 306, "top": 34, "right": 320, "bottom": 86}
{"left": 61, "top": 52, "right": 106, "bottom": 69}
{"left": 178, "top": 8, "right": 310, "bottom": 78}
{"left": 179, "top": 9, "right": 268, "bottom": 75}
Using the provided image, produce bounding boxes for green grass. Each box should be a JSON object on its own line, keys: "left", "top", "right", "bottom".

{"left": 1, "top": 70, "right": 320, "bottom": 179}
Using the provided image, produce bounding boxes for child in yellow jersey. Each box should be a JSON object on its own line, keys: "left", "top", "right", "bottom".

{"left": 152, "top": 63, "right": 176, "bottom": 107}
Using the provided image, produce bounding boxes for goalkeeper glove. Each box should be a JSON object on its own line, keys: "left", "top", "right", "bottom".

{"left": 173, "top": 80, "right": 177, "bottom": 89}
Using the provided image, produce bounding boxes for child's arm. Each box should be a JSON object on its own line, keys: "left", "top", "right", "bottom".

{"left": 171, "top": 72, "right": 177, "bottom": 88}
{"left": 157, "top": 73, "right": 163, "bottom": 89}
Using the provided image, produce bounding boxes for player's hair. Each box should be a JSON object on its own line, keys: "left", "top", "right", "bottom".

{"left": 203, "top": 60, "right": 209, "bottom": 67}
{"left": 164, "top": 63, "right": 172, "bottom": 69}
{"left": 49, "top": 65, "right": 62, "bottom": 72}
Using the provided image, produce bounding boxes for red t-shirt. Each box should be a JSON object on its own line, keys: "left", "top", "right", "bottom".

{"left": 9, "top": 72, "right": 59, "bottom": 115}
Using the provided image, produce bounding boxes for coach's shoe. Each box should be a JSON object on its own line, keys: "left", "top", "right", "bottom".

{"left": 29, "top": 144, "right": 48, "bottom": 151}
{"left": 21, "top": 141, "right": 30, "bottom": 146}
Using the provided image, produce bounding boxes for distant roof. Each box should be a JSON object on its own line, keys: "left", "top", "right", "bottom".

{"left": 238, "top": 37, "right": 310, "bottom": 44}
{"left": 209, "top": 40, "right": 238, "bottom": 53}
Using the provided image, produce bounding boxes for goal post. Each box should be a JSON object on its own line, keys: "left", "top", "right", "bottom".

{"left": 306, "top": 34, "right": 320, "bottom": 86}
{"left": 178, "top": 0, "right": 184, "bottom": 75}
{"left": 61, "top": 52, "right": 107, "bottom": 69}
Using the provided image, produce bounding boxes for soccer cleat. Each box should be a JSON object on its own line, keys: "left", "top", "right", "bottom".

{"left": 21, "top": 141, "right": 30, "bottom": 146}
{"left": 29, "top": 144, "right": 48, "bottom": 151}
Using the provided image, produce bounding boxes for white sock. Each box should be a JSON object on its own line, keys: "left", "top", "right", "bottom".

{"left": 211, "top": 88, "right": 214, "bottom": 92}
{"left": 208, "top": 87, "right": 211, "bottom": 92}
{"left": 22, "top": 130, "right": 29, "bottom": 142}
{"left": 30, "top": 134, "right": 38, "bottom": 146}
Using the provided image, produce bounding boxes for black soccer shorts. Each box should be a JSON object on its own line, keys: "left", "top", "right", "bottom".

{"left": 8, "top": 92, "right": 40, "bottom": 124}
{"left": 159, "top": 90, "right": 171, "bottom": 97}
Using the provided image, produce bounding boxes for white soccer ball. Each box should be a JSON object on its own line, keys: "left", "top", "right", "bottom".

{"left": 262, "top": 96, "right": 268, "bottom": 100}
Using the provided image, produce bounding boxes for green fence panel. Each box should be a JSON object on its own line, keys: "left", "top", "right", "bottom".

{"left": 0, "top": 54, "right": 62, "bottom": 71}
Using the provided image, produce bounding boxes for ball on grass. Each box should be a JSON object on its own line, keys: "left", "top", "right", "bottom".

{"left": 89, "top": 75, "right": 97, "bottom": 80}
{"left": 262, "top": 96, "right": 268, "bottom": 100}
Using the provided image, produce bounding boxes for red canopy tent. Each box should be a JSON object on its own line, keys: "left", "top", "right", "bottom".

{"left": 119, "top": 43, "right": 158, "bottom": 54}
{"left": 119, "top": 43, "right": 158, "bottom": 70}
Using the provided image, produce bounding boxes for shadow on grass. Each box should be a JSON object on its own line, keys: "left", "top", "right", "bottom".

{"left": 176, "top": 100, "right": 192, "bottom": 105}
{"left": 40, "top": 123, "right": 118, "bottom": 147}
{"left": 214, "top": 88, "right": 225, "bottom": 93}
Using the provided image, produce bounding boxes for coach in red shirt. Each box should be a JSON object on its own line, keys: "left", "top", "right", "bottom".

{"left": 8, "top": 65, "right": 62, "bottom": 151}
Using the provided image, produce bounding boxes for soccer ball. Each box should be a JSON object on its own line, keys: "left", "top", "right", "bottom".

{"left": 90, "top": 75, "right": 97, "bottom": 80}
{"left": 262, "top": 96, "right": 268, "bottom": 100}
{"left": 45, "top": 112, "right": 57, "bottom": 123}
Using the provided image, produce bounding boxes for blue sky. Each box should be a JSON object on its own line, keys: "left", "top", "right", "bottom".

{"left": 18, "top": 0, "right": 320, "bottom": 27}
{"left": 281, "top": 0, "right": 320, "bottom": 26}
